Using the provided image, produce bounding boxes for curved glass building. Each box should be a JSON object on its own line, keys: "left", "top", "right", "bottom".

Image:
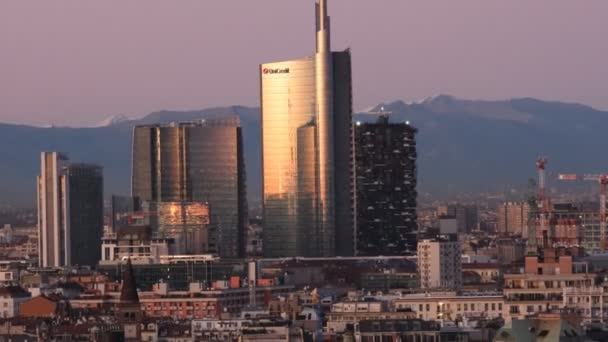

{"left": 131, "top": 118, "right": 248, "bottom": 258}
{"left": 261, "top": 0, "right": 354, "bottom": 257}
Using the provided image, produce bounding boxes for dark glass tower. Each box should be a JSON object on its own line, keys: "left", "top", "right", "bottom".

{"left": 355, "top": 116, "right": 418, "bottom": 256}
{"left": 131, "top": 117, "right": 248, "bottom": 258}
{"left": 260, "top": 0, "right": 354, "bottom": 257}
{"left": 66, "top": 164, "right": 104, "bottom": 267}
{"left": 37, "top": 152, "right": 103, "bottom": 267}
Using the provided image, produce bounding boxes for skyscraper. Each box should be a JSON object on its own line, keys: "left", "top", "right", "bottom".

{"left": 37, "top": 152, "right": 103, "bottom": 267}
{"left": 355, "top": 116, "right": 418, "bottom": 256}
{"left": 131, "top": 117, "right": 248, "bottom": 258}
{"left": 260, "top": 0, "right": 354, "bottom": 257}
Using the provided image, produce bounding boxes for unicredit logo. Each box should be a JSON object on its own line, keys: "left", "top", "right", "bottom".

{"left": 263, "top": 67, "right": 290, "bottom": 75}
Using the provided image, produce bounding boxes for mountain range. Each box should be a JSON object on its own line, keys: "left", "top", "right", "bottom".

{"left": 2, "top": 95, "right": 607, "bottom": 207}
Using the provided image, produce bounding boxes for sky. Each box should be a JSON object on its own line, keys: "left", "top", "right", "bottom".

{"left": 1, "top": 0, "right": 607, "bottom": 126}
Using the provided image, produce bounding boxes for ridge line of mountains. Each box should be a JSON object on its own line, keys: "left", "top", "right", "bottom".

{"left": 2, "top": 94, "right": 607, "bottom": 207}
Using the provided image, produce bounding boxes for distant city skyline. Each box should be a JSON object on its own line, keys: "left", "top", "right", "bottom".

{"left": 1, "top": 0, "right": 607, "bottom": 126}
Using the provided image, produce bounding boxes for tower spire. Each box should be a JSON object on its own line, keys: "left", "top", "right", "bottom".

{"left": 316, "top": 0, "right": 330, "bottom": 53}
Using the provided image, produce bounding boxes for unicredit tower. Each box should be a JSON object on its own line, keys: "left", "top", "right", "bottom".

{"left": 260, "top": 0, "right": 354, "bottom": 257}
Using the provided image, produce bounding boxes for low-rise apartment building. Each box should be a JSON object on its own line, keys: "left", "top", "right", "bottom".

{"left": 503, "top": 248, "right": 595, "bottom": 322}
{"left": 327, "top": 301, "right": 417, "bottom": 333}
{"left": 393, "top": 292, "right": 504, "bottom": 322}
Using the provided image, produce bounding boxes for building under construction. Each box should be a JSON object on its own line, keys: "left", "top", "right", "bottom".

{"left": 526, "top": 158, "right": 607, "bottom": 253}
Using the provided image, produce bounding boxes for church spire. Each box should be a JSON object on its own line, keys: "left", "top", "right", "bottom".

{"left": 120, "top": 258, "right": 139, "bottom": 304}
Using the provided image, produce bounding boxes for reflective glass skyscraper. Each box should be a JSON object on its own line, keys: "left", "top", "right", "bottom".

{"left": 260, "top": 0, "right": 354, "bottom": 257}
{"left": 131, "top": 117, "right": 248, "bottom": 258}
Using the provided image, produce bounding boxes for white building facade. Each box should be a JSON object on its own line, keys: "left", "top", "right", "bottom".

{"left": 417, "top": 236, "right": 462, "bottom": 290}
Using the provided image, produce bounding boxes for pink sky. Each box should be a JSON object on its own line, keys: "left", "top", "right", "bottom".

{"left": 1, "top": 0, "right": 607, "bottom": 126}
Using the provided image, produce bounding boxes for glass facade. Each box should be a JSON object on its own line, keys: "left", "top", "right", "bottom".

{"left": 144, "top": 201, "right": 213, "bottom": 255}
{"left": 260, "top": 0, "right": 354, "bottom": 257}
{"left": 261, "top": 58, "right": 318, "bottom": 257}
{"left": 65, "top": 164, "right": 104, "bottom": 267}
{"left": 38, "top": 153, "right": 103, "bottom": 267}
{"left": 131, "top": 118, "right": 248, "bottom": 258}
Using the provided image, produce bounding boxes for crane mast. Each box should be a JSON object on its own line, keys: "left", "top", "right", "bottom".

{"left": 527, "top": 158, "right": 548, "bottom": 254}
{"left": 536, "top": 158, "right": 550, "bottom": 248}
{"left": 600, "top": 175, "right": 607, "bottom": 250}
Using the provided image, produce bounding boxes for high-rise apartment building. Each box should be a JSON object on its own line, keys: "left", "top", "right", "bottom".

{"left": 131, "top": 118, "right": 248, "bottom": 258}
{"left": 355, "top": 115, "right": 417, "bottom": 256}
{"left": 497, "top": 202, "right": 530, "bottom": 236}
{"left": 260, "top": 0, "right": 354, "bottom": 257}
{"left": 417, "top": 235, "right": 462, "bottom": 290}
{"left": 37, "top": 152, "right": 103, "bottom": 267}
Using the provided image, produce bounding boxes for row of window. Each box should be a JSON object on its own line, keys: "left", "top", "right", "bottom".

{"left": 399, "top": 302, "right": 502, "bottom": 313}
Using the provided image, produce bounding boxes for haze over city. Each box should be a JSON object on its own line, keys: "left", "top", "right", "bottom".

{"left": 1, "top": 0, "right": 607, "bottom": 126}
{"left": 2, "top": 1, "right": 608, "bottom": 340}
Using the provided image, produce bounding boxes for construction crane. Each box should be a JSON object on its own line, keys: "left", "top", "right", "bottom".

{"left": 557, "top": 173, "right": 608, "bottom": 250}
{"left": 527, "top": 157, "right": 550, "bottom": 253}
{"left": 536, "top": 158, "right": 551, "bottom": 248}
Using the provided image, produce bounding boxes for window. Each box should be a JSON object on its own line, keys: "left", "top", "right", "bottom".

{"left": 492, "top": 303, "right": 496, "bottom": 311}
{"left": 426, "top": 304, "right": 430, "bottom": 311}
{"left": 510, "top": 306, "right": 519, "bottom": 314}
{"left": 457, "top": 304, "right": 461, "bottom": 311}
{"left": 485, "top": 303, "right": 489, "bottom": 311}
{"left": 470, "top": 303, "right": 475, "bottom": 311}
{"left": 419, "top": 304, "right": 423, "bottom": 312}
{"left": 464, "top": 304, "right": 468, "bottom": 311}
{"left": 498, "top": 303, "right": 502, "bottom": 311}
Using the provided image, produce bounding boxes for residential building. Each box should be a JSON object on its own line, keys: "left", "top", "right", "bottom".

{"left": 562, "top": 286, "right": 605, "bottom": 323}
{"left": 260, "top": 0, "right": 354, "bottom": 257}
{"left": 417, "top": 235, "right": 462, "bottom": 290}
{"left": 37, "top": 152, "right": 103, "bottom": 267}
{"left": 0, "top": 261, "right": 27, "bottom": 286}
{"left": 359, "top": 271, "right": 418, "bottom": 291}
{"left": 493, "top": 312, "right": 585, "bottom": 342}
{"left": 393, "top": 292, "right": 504, "bottom": 322}
{"left": 503, "top": 248, "right": 595, "bottom": 322}
{"left": 192, "top": 319, "right": 296, "bottom": 341}
{"left": 131, "top": 118, "right": 248, "bottom": 258}
{"left": 0, "top": 286, "right": 30, "bottom": 318}
{"left": 461, "top": 263, "right": 500, "bottom": 284}
{"left": 497, "top": 202, "right": 530, "bottom": 236}
{"left": 354, "top": 319, "right": 471, "bottom": 342}
{"left": 355, "top": 115, "right": 418, "bottom": 256}
{"left": 327, "top": 301, "right": 417, "bottom": 333}
{"left": 496, "top": 238, "right": 526, "bottom": 266}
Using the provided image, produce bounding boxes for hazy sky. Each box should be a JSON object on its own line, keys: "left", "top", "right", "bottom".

{"left": 1, "top": 0, "right": 607, "bottom": 126}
